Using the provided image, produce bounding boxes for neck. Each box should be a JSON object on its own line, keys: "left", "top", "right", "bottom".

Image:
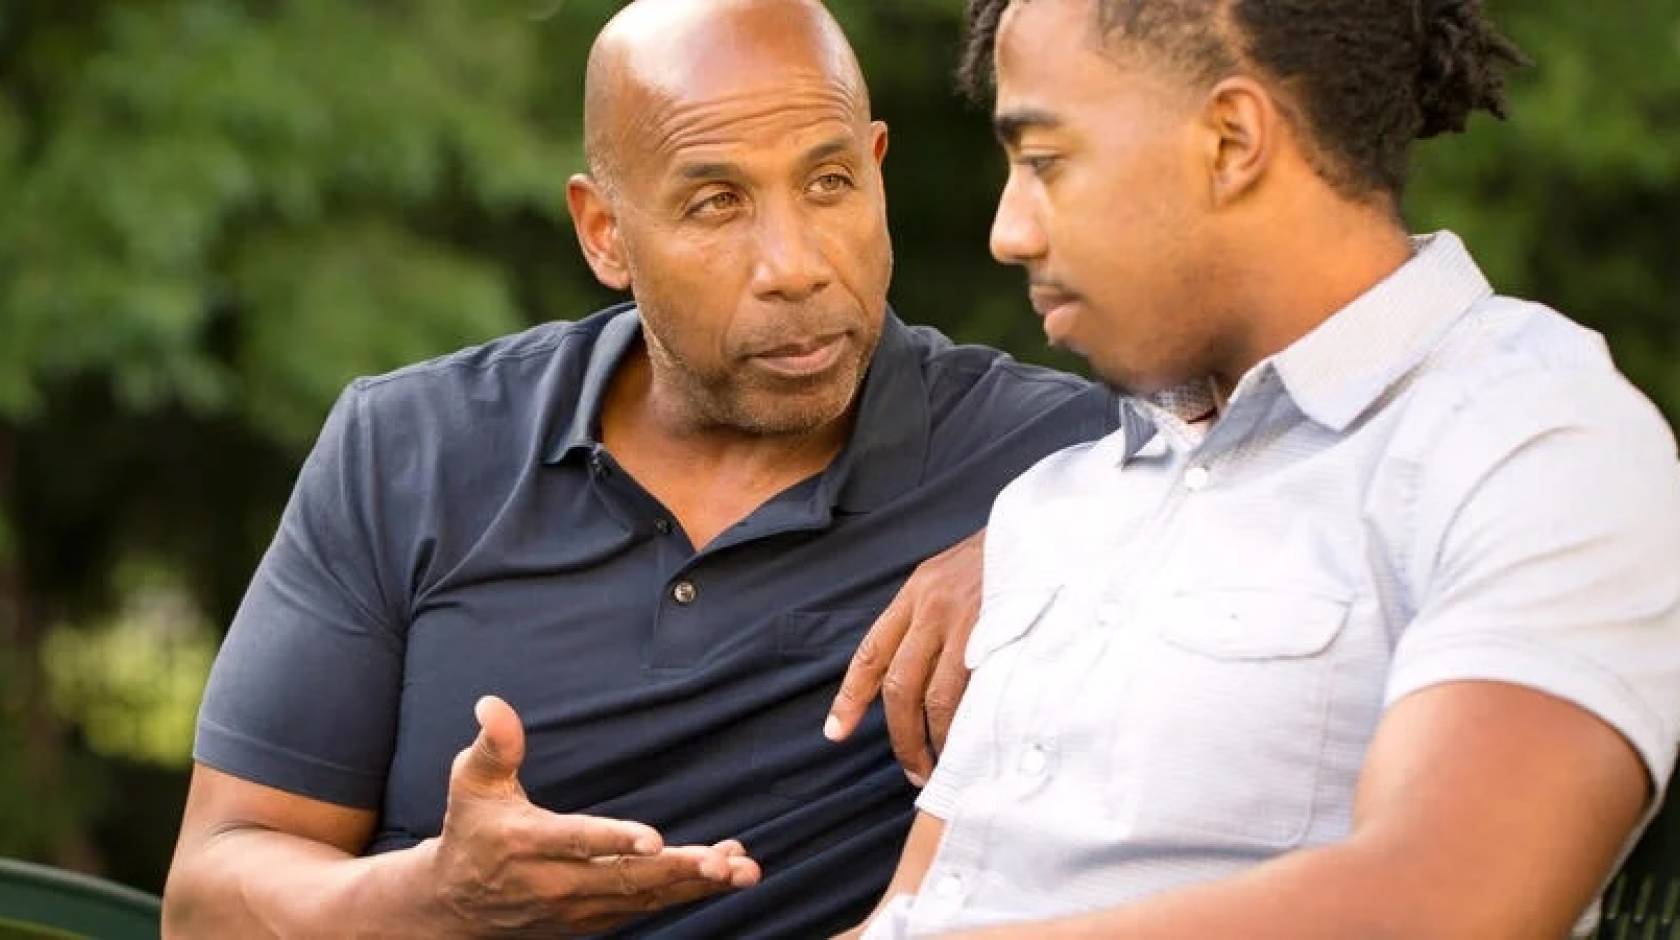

{"left": 1209, "top": 194, "right": 1414, "bottom": 396}
{"left": 598, "top": 340, "right": 854, "bottom": 549}
{"left": 609, "top": 342, "right": 852, "bottom": 468}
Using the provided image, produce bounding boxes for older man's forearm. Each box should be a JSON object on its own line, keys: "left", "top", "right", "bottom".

{"left": 163, "top": 828, "right": 447, "bottom": 940}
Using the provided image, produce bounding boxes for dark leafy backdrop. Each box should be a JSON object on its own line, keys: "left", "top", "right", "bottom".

{"left": 0, "top": 0, "right": 1674, "bottom": 893}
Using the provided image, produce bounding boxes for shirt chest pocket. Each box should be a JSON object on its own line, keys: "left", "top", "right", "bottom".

{"left": 750, "top": 609, "right": 885, "bottom": 801}
{"left": 1115, "top": 587, "right": 1350, "bottom": 850}
{"left": 965, "top": 586, "right": 1061, "bottom": 669}
{"left": 961, "top": 586, "right": 1074, "bottom": 753}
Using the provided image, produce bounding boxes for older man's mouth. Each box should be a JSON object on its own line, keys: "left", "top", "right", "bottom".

{"left": 750, "top": 333, "right": 849, "bottom": 377}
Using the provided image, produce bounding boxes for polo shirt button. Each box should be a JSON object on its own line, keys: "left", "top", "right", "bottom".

{"left": 1184, "top": 465, "right": 1211, "bottom": 491}
{"left": 934, "top": 873, "right": 964, "bottom": 898}
{"left": 654, "top": 518, "right": 672, "bottom": 535}
{"left": 671, "top": 580, "right": 697, "bottom": 605}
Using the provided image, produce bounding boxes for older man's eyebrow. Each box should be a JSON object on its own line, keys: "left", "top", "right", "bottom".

{"left": 677, "top": 160, "right": 743, "bottom": 182}
{"left": 802, "top": 137, "right": 856, "bottom": 165}
{"left": 994, "top": 108, "right": 1063, "bottom": 147}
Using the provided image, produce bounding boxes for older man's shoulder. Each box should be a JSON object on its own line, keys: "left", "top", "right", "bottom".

{"left": 901, "top": 323, "right": 1102, "bottom": 412}
{"left": 896, "top": 321, "right": 1117, "bottom": 469}
{"left": 351, "top": 308, "right": 619, "bottom": 402}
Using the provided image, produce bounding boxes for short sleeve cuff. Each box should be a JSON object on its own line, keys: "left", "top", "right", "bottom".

{"left": 914, "top": 768, "right": 965, "bottom": 820}
{"left": 1385, "top": 633, "right": 1678, "bottom": 795}
{"left": 195, "top": 717, "right": 388, "bottom": 809}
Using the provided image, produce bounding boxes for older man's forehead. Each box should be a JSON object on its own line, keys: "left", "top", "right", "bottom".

{"left": 647, "top": 81, "right": 863, "bottom": 155}
{"left": 585, "top": 0, "right": 869, "bottom": 186}
{"left": 618, "top": 10, "right": 863, "bottom": 110}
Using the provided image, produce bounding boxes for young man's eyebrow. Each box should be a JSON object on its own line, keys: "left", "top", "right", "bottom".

{"left": 994, "top": 108, "right": 1063, "bottom": 147}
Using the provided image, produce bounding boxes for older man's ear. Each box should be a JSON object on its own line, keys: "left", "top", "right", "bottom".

{"left": 567, "top": 173, "right": 631, "bottom": 291}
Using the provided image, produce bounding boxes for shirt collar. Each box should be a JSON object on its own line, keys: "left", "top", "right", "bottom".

{"left": 547, "top": 304, "right": 641, "bottom": 463}
{"left": 821, "top": 312, "right": 932, "bottom": 512}
{"left": 1116, "top": 229, "right": 1493, "bottom": 463}
{"left": 543, "top": 305, "right": 929, "bottom": 514}
{"left": 1270, "top": 230, "right": 1492, "bottom": 431}
{"left": 1116, "top": 380, "right": 1217, "bottom": 464}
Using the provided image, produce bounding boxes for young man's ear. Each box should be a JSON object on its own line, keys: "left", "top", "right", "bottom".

{"left": 1198, "top": 76, "right": 1277, "bottom": 207}
{"left": 566, "top": 174, "right": 631, "bottom": 291}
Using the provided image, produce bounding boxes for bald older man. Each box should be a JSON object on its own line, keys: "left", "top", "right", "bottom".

{"left": 161, "top": 1, "right": 1113, "bottom": 936}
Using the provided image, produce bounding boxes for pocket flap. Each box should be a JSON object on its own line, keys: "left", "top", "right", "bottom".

{"left": 1156, "top": 588, "right": 1349, "bottom": 660}
{"left": 965, "top": 587, "right": 1059, "bottom": 669}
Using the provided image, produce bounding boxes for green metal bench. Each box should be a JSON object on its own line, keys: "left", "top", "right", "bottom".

{"left": 0, "top": 858, "right": 160, "bottom": 940}
{"left": 1593, "top": 780, "right": 1680, "bottom": 939}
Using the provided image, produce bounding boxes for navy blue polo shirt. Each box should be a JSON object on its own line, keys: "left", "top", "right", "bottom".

{"left": 196, "top": 304, "right": 1115, "bottom": 937}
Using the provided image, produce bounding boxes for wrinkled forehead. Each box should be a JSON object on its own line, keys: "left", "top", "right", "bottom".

{"left": 636, "top": 7, "right": 864, "bottom": 108}
{"left": 594, "top": 1, "right": 870, "bottom": 178}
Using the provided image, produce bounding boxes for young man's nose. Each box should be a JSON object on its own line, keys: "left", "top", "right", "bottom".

{"left": 989, "top": 172, "right": 1048, "bottom": 266}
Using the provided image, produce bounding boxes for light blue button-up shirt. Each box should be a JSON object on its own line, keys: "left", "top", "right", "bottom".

{"left": 867, "top": 232, "right": 1680, "bottom": 938}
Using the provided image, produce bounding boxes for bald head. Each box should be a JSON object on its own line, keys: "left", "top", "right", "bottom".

{"left": 583, "top": 0, "right": 871, "bottom": 193}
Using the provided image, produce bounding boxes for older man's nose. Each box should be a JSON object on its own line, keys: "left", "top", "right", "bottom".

{"left": 750, "top": 204, "right": 834, "bottom": 302}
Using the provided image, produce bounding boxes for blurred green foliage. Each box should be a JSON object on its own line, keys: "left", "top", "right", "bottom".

{"left": 0, "top": 0, "right": 1674, "bottom": 895}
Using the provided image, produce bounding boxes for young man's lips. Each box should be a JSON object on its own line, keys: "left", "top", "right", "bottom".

{"left": 1029, "top": 288, "right": 1080, "bottom": 319}
{"left": 751, "top": 333, "right": 848, "bottom": 376}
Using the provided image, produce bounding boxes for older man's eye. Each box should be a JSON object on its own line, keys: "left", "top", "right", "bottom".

{"left": 689, "top": 190, "right": 742, "bottom": 217}
{"left": 808, "top": 172, "right": 854, "bottom": 197}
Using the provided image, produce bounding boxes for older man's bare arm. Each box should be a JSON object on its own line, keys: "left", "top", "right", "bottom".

{"left": 164, "top": 697, "right": 757, "bottom": 938}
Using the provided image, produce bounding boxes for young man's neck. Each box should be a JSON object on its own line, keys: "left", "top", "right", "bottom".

{"left": 1211, "top": 194, "right": 1414, "bottom": 396}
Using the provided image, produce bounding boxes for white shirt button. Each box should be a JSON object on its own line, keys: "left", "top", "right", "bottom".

{"left": 934, "top": 874, "right": 964, "bottom": 898}
{"left": 1019, "top": 744, "right": 1049, "bottom": 775}
{"left": 1184, "top": 465, "right": 1211, "bottom": 491}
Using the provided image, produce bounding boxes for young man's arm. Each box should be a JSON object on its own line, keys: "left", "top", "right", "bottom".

{"left": 836, "top": 811, "right": 948, "bottom": 939}
{"left": 944, "top": 678, "right": 1647, "bottom": 940}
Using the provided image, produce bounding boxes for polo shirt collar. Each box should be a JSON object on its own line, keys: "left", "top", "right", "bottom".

{"left": 1270, "top": 230, "right": 1493, "bottom": 431}
{"left": 823, "top": 312, "right": 931, "bottom": 513}
{"left": 547, "top": 304, "right": 642, "bottom": 464}
{"left": 542, "top": 305, "right": 929, "bottom": 514}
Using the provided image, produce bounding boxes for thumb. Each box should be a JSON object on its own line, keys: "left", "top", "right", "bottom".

{"left": 451, "top": 695, "right": 526, "bottom": 795}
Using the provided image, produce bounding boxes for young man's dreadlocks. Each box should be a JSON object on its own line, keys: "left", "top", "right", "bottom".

{"left": 959, "top": 0, "right": 1527, "bottom": 198}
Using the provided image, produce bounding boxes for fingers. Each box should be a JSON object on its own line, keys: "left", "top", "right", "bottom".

{"left": 563, "top": 844, "right": 752, "bottom": 899}
{"left": 566, "top": 868, "right": 750, "bottom": 933}
{"left": 829, "top": 529, "right": 987, "bottom": 752}
{"left": 881, "top": 617, "right": 942, "bottom": 786}
{"left": 710, "top": 841, "right": 760, "bottom": 888}
{"left": 826, "top": 593, "right": 912, "bottom": 742}
{"left": 924, "top": 634, "right": 972, "bottom": 757}
{"left": 449, "top": 695, "right": 527, "bottom": 798}
{"left": 526, "top": 811, "right": 664, "bottom": 860}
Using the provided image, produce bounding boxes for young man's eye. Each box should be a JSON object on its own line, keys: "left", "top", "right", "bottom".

{"left": 1017, "top": 154, "right": 1060, "bottom": 177}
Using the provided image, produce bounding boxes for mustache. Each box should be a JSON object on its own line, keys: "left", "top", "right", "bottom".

{"left": 736, "top": 310, "right": 859, "bottom": 357}
{"left": 1028, "top": 276, "right": 1078, "bottom": 298}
